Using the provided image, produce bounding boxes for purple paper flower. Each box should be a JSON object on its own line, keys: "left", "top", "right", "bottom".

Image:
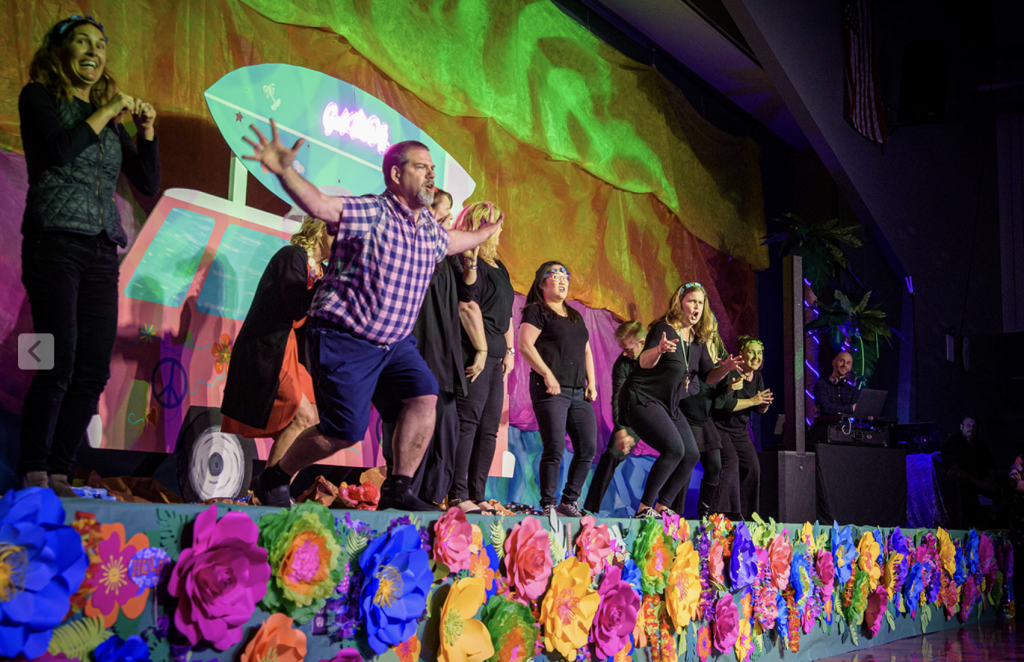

{"left": 729, "top": 522, "right": 758, "bottom": 590}
{"left": 168, "top": 505, "right": 270, "bottom": 649}
{"left": 590, "top": 565, "right": 640, "bottom": 659}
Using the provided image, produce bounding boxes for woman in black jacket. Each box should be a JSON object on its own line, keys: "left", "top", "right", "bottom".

{"left": 18, "top": 14, "right": 160, "bottom": 495}
{"left": 221, "top": 218, "right": 330, "bottom": 504}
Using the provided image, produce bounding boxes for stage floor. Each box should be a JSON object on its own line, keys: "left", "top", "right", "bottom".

{"left": 815, "top": 620, "right": 1021, "bottom": 661}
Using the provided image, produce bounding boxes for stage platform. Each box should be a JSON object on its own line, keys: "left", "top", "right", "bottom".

{"left": 4, "top": 489, "right": 1010, "bottom": 662}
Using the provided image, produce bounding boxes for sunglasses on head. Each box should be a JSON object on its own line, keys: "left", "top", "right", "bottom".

{"left": 682, "top": 281, "right": 702, "bottom": 291}
{"left": 544, "top": 267, "right": 571, "bottom": 281}
{"left": 50, "top": 14, "right": 106, "bottom": 46}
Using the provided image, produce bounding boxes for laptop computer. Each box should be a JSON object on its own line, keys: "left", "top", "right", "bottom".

{"left": 854, "top": 389, "right": 888, "bottom": 418}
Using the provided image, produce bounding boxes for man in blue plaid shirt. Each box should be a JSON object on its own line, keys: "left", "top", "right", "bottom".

{"left": 244, "top": 120, "right": 501, "bottom": 510}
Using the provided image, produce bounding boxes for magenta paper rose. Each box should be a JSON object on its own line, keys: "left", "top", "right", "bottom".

{"left": 433, "top": 507, "right": 473, "bottom": 572}
{"left": 864, "top": 585, "right": 888, "bottom": 637}
{"left": 168, "top": 505, "right": 271, "bottom": 649}
{"left": 978, "top": 533, "right": 996, "bottom": 582}
{"left": 503, "top": 516, "right": 552, "bottom": 600}
{"left": 320, "top": 649, "right": 362, "bottom": 662}
{"left": 816, "top": 549, "right": 835, "bottom": 587}
{"left": 590, "top": 565, "right": 640, "bottom": 659}
{"left": 576, "top": 516, "right": 612, "bottom": 575}
{"left": 712, "top": 595, "right": 739, "bottom": 653}
{"left": 768, "top": 534, "right": 793, "bottom": 591}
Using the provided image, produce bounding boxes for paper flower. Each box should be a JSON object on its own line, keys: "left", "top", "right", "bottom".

{"left": 319, "top": 649, "right": 363, "bottom": 662}
{"left": 769, "top": 534, "right": 794, "bottom": 591}
{"left": 439, "top": 577, "right": 493, "bottom": 662}
{"left": 665, "top": 539, "right": 701, "bottom": 631}
{"left": 978, "top": 533, "right": 996, "bottom": 581}
{"left": 856, "top": 531, "right": 882, "bottom": 591}
{"left": 84, "top": 524, "right": 149, "bottom": 628}
{"left": 965, "top": 530, "right": 980, "bottom": 575}
{"left": 358, "top": 524, "right": 432, "bottom": 654}
{"left": 709, "top": 538, "right": 726, "bottom": 586}
{"left": 434, "top": 507, "right": 473, "bottom": 573}
{"left": 960, "top": 576, "right": 980, "bottom": 621}
{"left": 211, "top": 333, "right": 232, "bottom": 374}
{"left": 0, "top": 488, "right": 89, "bottom": 659}
{"left": 258, "top": 502, "right": 343, "bottom": 623}
{"left": 903, "top": 562, "right": 925, "bottom": 617}
{"left": 620, "top": 559, "right": 642, "bottom": 594}
{"left": 831, "top": 522, "right": 858, "bottom": 586}
{"left": 883, "top": 552, "right": 903, "bottom": 600}
{"left": 240, "top": 613, "right": 307, "bottom": 662}
{"left": 168, "top": 505, "right": 270, "bottom": 649}
{"left": 540, "top": 558, "right": 600, "bottom": 661}
{"left": 729, "top": 522, "right": 758, "bottom": 590}
{"left": 935, "top": 528, "right": 956, "bottom": 577}
{"left": 696, "top": 624, "right": 712, "bottom": 662}
{"left": 482, "top": 595, "right": 539, "bottom": 662}
{"left": 93, "top": 634, "right": 150, "bottom": 662}
{"left": 468, "top": 543, "right": 500, "bottom": 599}
{"left": 575, "top": 516, "right": 612, "bottom": 575}
{"left": 590, "top": 565, "right": 640, "bottom": 659}
{"left": 735, "top": 612, "right": 753, "bottom": 662}
{"left": 890, "top": 527, "right": 909, "bottom": 556}
{"left": 395, "top": 635, "right": 421, "bottom": 662}
{"left": 503, "top": 517, "right": 552, "bottom": 600}
{"left": 712, "top": 594, "right": 739, "bottom": 653}
{"left": 633, "top": 519, "right": 674, "bottom": 595}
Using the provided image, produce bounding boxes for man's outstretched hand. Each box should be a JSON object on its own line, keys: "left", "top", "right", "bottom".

{"left": 243, "top": 118, "right": 305, "bottom": 176}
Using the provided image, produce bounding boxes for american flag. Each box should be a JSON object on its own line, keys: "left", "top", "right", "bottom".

{"left": 843, "top": 0, "right": 888, "bottom": 144}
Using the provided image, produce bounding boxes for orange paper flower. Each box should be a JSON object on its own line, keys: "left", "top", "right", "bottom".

{"left": 540, "top": 558, "right": 600, "bottom": 661}
{"left": 212, "top": 333, "right": 232, "bottom": 374}
{"left": 240, "top": 613, "right": 307, "bottom": 662}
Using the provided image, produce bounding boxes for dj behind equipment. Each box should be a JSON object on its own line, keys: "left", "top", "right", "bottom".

{"left": 809, "top": 352, "right": 895, "bottom": 446}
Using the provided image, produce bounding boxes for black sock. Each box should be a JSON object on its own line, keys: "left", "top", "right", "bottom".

{"left": 263, "top": 463, "right": 291, "bottom": 488}
{"left": 390, "top": 474, "right": 411, "bottom": 496}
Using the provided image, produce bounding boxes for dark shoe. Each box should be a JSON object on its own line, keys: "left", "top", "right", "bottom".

{"left": 555, "top": 501, "right": 584, "bottom": 518}
{"left": 378, "top": 488, "right": 442, "bottom": 512}
{"left": 541, "top": 504, "right": 556, "bottom": 518}
{"left": 655, "top": 506, "right": 679, "bottom": 518}
{"left": 49, "top": 474, "right": 78, "bottom": 498}
{"left": 635, "top": 506, "right": 656, "bottom": 519}
{"left": 21, "top": 471, "right": 49, "bottom": 489}
{"left": 252, "top": 470, "right": 292, "bottom": 508}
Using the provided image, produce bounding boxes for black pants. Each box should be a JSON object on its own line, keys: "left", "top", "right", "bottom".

{"left": 531, "top": 382, "right": 597, "bottom": 508}
{"left": 670, "top": 447, "right": 722, "bottom": 518}
{"left": 19, "top": 232, "right": 120, "bottom": 476}
{"left": 716, "top": 423, "right": 761, "bottom": 518}
{"left": 583, "top": 436, "right": 628, "bottom": 514}
{"left": 451, "top": 356, "right": 504, "bottom": 502}
{"left": 381, "top": 390, "right": 459, "bottom": 503}
{"left": 624, "top": 400, "right": 698, "bottom": 509}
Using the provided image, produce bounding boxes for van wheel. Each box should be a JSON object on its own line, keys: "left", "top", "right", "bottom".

{"left": 175, "top": 406, "right": 254, "bottom": 502}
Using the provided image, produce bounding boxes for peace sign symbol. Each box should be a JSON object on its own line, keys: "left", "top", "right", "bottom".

{"left": 152, "top": 358, "right": 188, "bottom": 409}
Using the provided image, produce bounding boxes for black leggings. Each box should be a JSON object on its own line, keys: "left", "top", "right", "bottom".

{"left": 531, "top": 382, "right": 597, "bottom": 508}
{"left": 624, "top": 400, "right": 698, "bottom": 509}
{"left": 670, "top": 447, "right": 722, "bottom": 517}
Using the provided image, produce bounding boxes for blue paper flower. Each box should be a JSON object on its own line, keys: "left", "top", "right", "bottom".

{"left": 831, "top": 522, "right": 859, "bottom": 585}
{"left": 904, "top": 563, "right": 924, "bottom": 614}
{"left": 0, "top": 487, "right": 89, "bottom": 659}
{"left": 790, "top": 554, "right": 812, "bottom": 605}
{"left": 774, "top": 591, "right": 789, "bottom": 639}
{"left": 965, "top": 530, "right": 980, "bottom": 576}
{"left": 358, "top": 524, "right": 431, "bottom": 655}
{"left": 621, "top": 559, "right": 642, "bottom": 594}
{"left": 94, "top": 634, "right": 151, "bottom": 662}
{"left": 872, "top": 528, "right": 885, "bottom": 566}
{"left": 729, "top": 522, "right": 758, "bottom": 590}
{"left": 889, "top": 527, "right": 908, "bottom": 557}
{"left": 953, "top": 543, "right": 967, "bottom": 585}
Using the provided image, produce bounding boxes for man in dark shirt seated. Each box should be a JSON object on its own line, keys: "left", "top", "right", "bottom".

{"left": 813, "top": 351, "right": 860, "bottom": 416}
{"left": 583, "top": 321, "right": 645, "bottom": 514}
{"left": 942, "top": 416, "right": 1001, "bottom": 528}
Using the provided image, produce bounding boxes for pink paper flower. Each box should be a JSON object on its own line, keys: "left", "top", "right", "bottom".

{"left": 590, "top": 566, "right": 640, "bottom": 659}
{"left": 320, "top": 647, "right": 363, "bottom": 662}
{"left": 576, "top": 516, "right": 613, "bottom": 575}
{"left": 168, "top": 505, "right": 271, "bottom": 649}
{"left": 978, "top": 533, "right": 996, "bottom": 582}
{"left": 864, "top": 585, "right": 888, "bottom": 637}
{"left": 768, "top": 534, "right": 793, "bottom": 591}
{"left": 713, "top": 595, "right": 739, "bottom": 653}
{"left": 433, "top": 507, "right": 473, "bottom": 572}
{"left": 709, "top": 539, "right": 726, "bottom": 586}
{"left": 504, "top": 517, "right": 553, "bottom": 600}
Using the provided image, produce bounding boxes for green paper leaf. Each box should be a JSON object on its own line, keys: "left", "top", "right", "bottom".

{"left": 47, "top": 616, "right": 110, "bottom": 659}
{"left": 885, "top": 608, "right": 896, "bottom": 632}
{"left": 490, "top": 516, "right": 507, "bottom": 560}
{"left": 432, "top": 560, "right": 451, "bottom": 582}
{"left": 921, "top": 604, "right": 932, "bottom": 633}
{"left": 849, "top": 625, "right": 859, "bottom": 647}
{"left": 347, "top": 529, "right": 368, "bottom": 561}
{"left": 837, "top": 616, "right": 846, "bottom": 634}
{"left": 156, "top": 508, "right": 190, "bottom": 560}
{"left": 112, "top": 610, "right": 141, "bottom": 639}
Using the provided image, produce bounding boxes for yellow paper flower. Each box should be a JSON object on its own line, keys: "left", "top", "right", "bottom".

{"left": 800, "top": 522, "right": 815, "bottom": 552}
{"left": 935, "top": 528, "right": 956, "bottom": 576}
{"left": 439, "top": 577, "right": 494, "bottom": 662}
{"left": 666, "top": 539, "right": 701, "bottom": 632}
{"left": 734, "top": 613, "right": 752, "bottom": 662}
{"left": 540, "top": 558, "right": 601, "bottom": 661}
{"left": 883, "top": 552, "right": 903, "bottom": 600}
{"left": 856, "top": 532, "right": 881, "bottom": 590}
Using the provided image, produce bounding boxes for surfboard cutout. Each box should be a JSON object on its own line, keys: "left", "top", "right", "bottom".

{"left": 205, "top": 63, "right": 476, "bottom": 206}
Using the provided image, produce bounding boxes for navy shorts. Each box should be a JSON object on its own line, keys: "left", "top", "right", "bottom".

{"left": 306, "top": 320, "right": 439, "bottom": 441}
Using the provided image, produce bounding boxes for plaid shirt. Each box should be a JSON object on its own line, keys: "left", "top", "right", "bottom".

{"left": 311, "top": 190, "right": 449, "bottom": 345}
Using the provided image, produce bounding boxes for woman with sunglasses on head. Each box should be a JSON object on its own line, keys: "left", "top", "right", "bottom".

{"left": 518, "top": 261, "right": 597, "bottom": 517}
{"left": 668, "top": 310, "right": 728, "bottom": 519}
{"left": 621, "top": 283, "right": 742, "bottom": 518}
{"left": 449, "top": 202, "right": 514, "bottom": 513}
{"left": 712, "top": 336, "right": 772, "bottom": 519}
{"left": 17, "top": 14, "right": 160, "bottom": 495}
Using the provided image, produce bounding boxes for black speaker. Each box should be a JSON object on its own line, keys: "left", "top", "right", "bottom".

{"left": 898, "top": 41, "right": 949, "bottom": 124}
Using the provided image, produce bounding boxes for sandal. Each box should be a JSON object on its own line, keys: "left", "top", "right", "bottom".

{"left": 453, "top": 499, "right": 482, "bottom": 514}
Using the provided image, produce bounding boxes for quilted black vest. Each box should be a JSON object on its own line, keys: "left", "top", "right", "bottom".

{"left": 23, "top": 96, "right": 127, "bottom": 246}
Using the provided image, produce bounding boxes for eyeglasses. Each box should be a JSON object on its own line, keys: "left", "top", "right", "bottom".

{"left": 544, "top": 267, "right": 571, "bottom": 281}
{"left": 51, "top": 14, "right": 106, "bottom": 45}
